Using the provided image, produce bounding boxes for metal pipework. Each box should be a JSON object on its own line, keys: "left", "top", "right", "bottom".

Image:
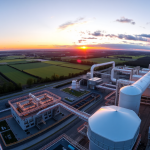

{"left": 111, "top": 68, "right": 132, "bottom": 83}
{"left": 90, "top": 61, "right": 115, "bottom": 78}
{"left": 119, "top": 71, "right": 150, "bottom": 114}
{"left": 36, "top": 102, "right": 90, "bottom": 122}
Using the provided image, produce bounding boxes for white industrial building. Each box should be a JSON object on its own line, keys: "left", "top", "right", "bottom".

{"left": 8, "top": 90, "right": 61, "bottom": 130}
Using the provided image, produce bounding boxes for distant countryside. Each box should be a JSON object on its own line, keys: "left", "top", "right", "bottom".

{"left": 0, "top": 50, "right": 149, "bottom": 94}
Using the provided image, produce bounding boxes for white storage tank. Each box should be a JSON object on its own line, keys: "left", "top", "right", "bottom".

{"left": 87, "top": 105, "right": 141, "bottom": 150}
{"left": 119, "top": 85, "right": 141, "bottom": 114}
{"left": 86, "top": 72, "right": 91, "bottom": 78}
{"left": 72, "top": 80, "right": 77, "bottom": 89}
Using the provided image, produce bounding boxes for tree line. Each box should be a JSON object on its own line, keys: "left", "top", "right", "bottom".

{"left": 0, "top": 82, "right": 22, "bottom": 95}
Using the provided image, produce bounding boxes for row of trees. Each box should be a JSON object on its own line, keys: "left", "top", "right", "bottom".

{"left": 26, "top": 71, "right": 87, "bottom": 87}
{"left": 123, "top": 57, "right": 150, "bottom": 68}
{"left": 68, "top": 59, "right": 95, "bottom": 66}
{"left": 0, "top": 82, "right": 22, "bottom": 94}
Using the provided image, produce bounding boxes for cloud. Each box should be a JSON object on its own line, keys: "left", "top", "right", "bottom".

{"left": 117, "top": 34, "right": 147, "bottom": 41}
{"left": 86, "top": 43, "right": 150, "bottom": 51}
{"left": 78, "top": 40, "right": 86, "bottom": 43}
{"left": 82, "top": 37, "right": 97, "bottom": 39}
{"left": 116, "top": 17, "right": 135, "bottom": 25}
{"left": 104, "top": 34, "right": 147, "bottom": 41}
{"left": 138, "top": 34, "right": 150, "bottom": 38}
{"left": 139, "top": 26, "right": 145, "bottom": 29}
{"left": 146, "top": 22, "right": 150, "bottom": 25}
{"left": 58, "top": 17, "right": 85, "bottom": 30}
{"left": 105, "top": 34, "right": 117, "bottom": 38}
{"left": 89, "top": 30, "right": 104, "bottom": 36}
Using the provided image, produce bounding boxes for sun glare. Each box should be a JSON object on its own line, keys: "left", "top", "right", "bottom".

{"left": 81, "top": 46, "right": 86, "bottom": 49}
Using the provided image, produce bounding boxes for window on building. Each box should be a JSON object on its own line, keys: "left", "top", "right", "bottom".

{"left": 24, "top": 120, "right": 28, "bottom": 124}
{"left": 29, "top": 119, "right": 33, "bottom": 122}
{"left": 48, "top": 111, "right": 51, "bottom": 114}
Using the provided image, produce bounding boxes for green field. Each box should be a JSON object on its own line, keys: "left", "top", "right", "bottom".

{"left": 0, "top": 75, "right": 9, "bottom": 85}
{"left": 24, "top": 65, "right": 82, "bottom": 78}
{"left": 0, "top": 66, "right": 37, "bottom": 85}
{"left": 6, "top": 55, "right": 25, "bottom": 59}
{"left": 109, "top": 55, "right": 145, "bottom": 59}
{"left": 43, "top": 61, "right": 67, "bottom": 65}
{"left": 0, "top": 59, "right": 26, "bottom": 64}
{"left": 0, "top": 59, "right": 38, "bottom": 65}
{"left": 82, "top": 58, "right": 125, "bottom": 64}
{"left": 59, "top": 63, "right": 90, "bottom": 70}
{"left": 11, "top": 62, "right": 51, "bottom": 70}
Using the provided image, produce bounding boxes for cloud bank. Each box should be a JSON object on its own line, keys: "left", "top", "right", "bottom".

{"left": 116, "top": 17, "right": 135, "bottom": 25}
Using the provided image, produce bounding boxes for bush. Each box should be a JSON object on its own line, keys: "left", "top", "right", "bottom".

{"left": 27, "top": 78, "right": 34, "bottom": 87}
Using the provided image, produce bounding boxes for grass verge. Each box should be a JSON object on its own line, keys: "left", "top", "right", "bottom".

{"left": 62, "top": 88, "right": 89, "bottom": 97}
{"left": 1, "top": 130, "right": 17, "bottom": 144}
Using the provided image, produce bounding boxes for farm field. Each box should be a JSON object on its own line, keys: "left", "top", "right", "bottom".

{"left": 11, "top": 62, "right": 51, "bottom": 70}
{"left": 59, "top": 63, "right": 90, "bottom": 70}
{"left": 0, "top": 59, "right": 26, "bottom": 64}
{"left": 0, "top": 59, "right": 38, "bottom": 65}
{"left": 5, "top": 55, "right": 25, "bottom": 59}
{"left": 82, "top": 58, "right": 126, "bottom": 64}
{"left": 0, "top": 65, "right": 37, "bottom": 85}
{"left": 43, "top": 61, "right": 67, "bottom": 65}
{"left": 109, "top": 55, "right": 145, "bottom": 59}
{"left": 24, "top": 65, "right": 82, "bottom": 78}
{"left": 0, "top": 75, "right": 9, "bottom": 85}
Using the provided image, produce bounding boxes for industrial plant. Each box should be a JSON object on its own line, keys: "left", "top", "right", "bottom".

{"left": 2, "top": 61, "right": 150, "bottom": 150}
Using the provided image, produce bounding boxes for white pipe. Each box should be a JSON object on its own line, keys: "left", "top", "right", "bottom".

{"left": 133, "top": 71, "right": 150, "bottom": 93}
{"left": 29, "top": 93, "right": 40, "bottom": 106}
{"left": 96, "top": 85, "right": 116, "bottom": 91}
{"left": 139, "top": 70, "right": 149, "bottom": 75}
{"left": 119, "top": 71, "right": 150, "bottom": 114}
{"left": 90, "top": 61, "right": 115, "bottom": 78}
{"left": 103, "top": 83, "right": 116, "bottom": 87}
{"left": 142, "top": 68, "right": 150, "bottom": 71}
{"left": 0, "top": 108, "right": 11, "bottom": 113}
{"left": 111, "top": 68, "right": 132, "bottom": 82}
{"left": 36, "top": 103, "right": 90, "bottom": 121}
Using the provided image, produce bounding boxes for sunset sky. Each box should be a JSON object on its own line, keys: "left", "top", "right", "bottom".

{"left": 0, "top": 0, "right": 150, "bottom": 51}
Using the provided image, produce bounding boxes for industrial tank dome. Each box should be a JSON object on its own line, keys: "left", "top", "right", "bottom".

{"left": 88, "top": 105, "right": 141, "bottom": 150}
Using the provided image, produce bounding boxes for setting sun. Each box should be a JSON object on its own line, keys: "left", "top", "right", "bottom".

{"left": 80, "top": 46, "right": 87, "bottom": 49}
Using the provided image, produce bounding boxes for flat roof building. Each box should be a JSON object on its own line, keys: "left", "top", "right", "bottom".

{"left": 8, "top": 90, "right": 61, "bottom": 130}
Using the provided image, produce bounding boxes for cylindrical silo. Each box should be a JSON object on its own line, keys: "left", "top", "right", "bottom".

{"left": 119, "top": 85, "right": 141, "bottom": 114}
{"left": 71, "top": 80, "right": 77, "bottom": 89}
{"left": 87, "top": 106, "right": 141, "bottom": 150}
